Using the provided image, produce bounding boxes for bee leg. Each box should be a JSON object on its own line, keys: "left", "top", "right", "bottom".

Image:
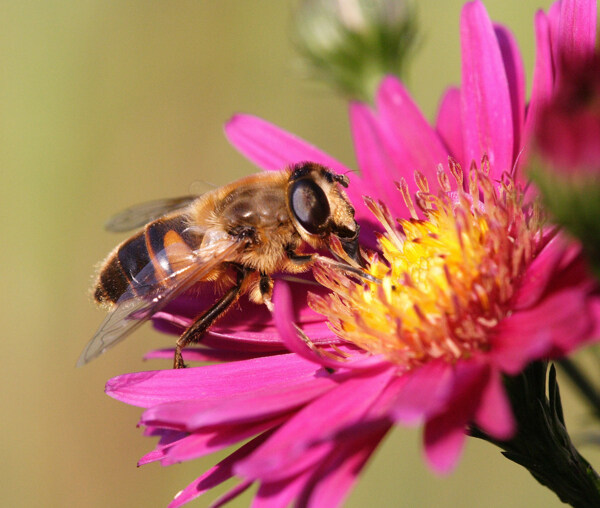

{"left": 259, "top": 272, "right": 274, "bottom": 311}
{"left": 286, "top": 248, "right": 315, "bottom": 266}
{"left": 173, "top": 266, "right": 250, "bottom": 369}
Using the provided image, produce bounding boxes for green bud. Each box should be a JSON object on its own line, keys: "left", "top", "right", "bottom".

{"left": 529, "top": 53, "right": 600, "bottom": 280}
{"left": 530, "top": 163, "right": 600, "bottom": 279}
{"left": 293, "top": 0, "right": 418, "bottom": 102}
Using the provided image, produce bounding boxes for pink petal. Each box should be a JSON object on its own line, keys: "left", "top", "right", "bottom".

{"left": 589, "top": 299, "right": 600, "bottom": 339}
{"left": 556, "top": 0, "right": 597, "bottom": 65}
{"left": 349, "top": 102, "right": 411, "bottom": 218}
{"left": 138, "top": 430, "right": 187, "bottom": 466}
{"left": 391, "top": 360, "right": 455, "bottom": 424}
{"left": 152, "top": 316, "right": 335, "bottom": 353}
{"left": 306, "top": 379, "right": 402, "bottom": 444}
{"left": 494, "top": 23, "right": 526, "bottom": 164}
{"left": 491, "top": 288, "right": 593, "bottom": 374}
{"left": 167, "top": 432, "right": 270, "bottom": 508}
{"left": 141, "top": 368, "right": 336, "bottom": 430}
{"left": 473, "top": 367, "right": 515, "bottom": 440}
{"left": 520, "top": 10, "right": 554, "bottom": 182}
{"left": 225, "top": 114, "right": 351, "bottom": 174}
{"left": 235, "top": 366, "right": 395, "bottom": 481}
{"left": 460, "top": 1, "right": 513, "bottom": 179}
{"left": 423, "top": 419, "right": 467, "bottom": 475}
{"left": 376, "top": 77, "right": 449, "bottom": 188}
{"left": 423, "top": 359, "right": 489, "bottom": 474}
{"left": 547, "top": 1, "right": 562, "bottom": 68}
{"left": 436, "top": 87, "right": 464, "bottom": 167}
{"left": 512, "top": 234, "right": 566, "bottom": 310}
{"left": 252, "top": 472, "right": 312, "bottom": 508}
{"left": 151, "top": 275, "right": 356, "bottom": 356}
{"left": 209, "top": 481, "right": 253, "bottom": 508}
{"left": 252, "top": 441, "right": 336, "bottom": 486}
{"left": 550, "top": 243, "right": 596, "bottom": 291}
{"left": 105, "top": 352, "right": 326, "bottom": 408}
{"left": 298, "top": 421, "right": 390, "bottom": 508}
{"left": 169, "top": 277, "right": 330, "bottom": 324}
{"left": 158, "top": 415, "right": 287, "bottom": 466}
{"left": 290, "top": 397, "right": 393, "bottom": 506}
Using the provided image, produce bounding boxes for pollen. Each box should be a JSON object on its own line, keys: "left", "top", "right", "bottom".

{"left": 310, "top": 157, "right": 542, "bottom": 370}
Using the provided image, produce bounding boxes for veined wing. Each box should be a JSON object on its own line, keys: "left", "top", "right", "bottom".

{"left": 105, "top": 195, "right": 198, "bottom": 232}
{"left": 77, "top": 238, "right": 243, "bottom": 366}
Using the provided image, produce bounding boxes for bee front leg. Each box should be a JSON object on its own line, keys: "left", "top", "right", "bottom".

{"left": 174, "top": 265, "right": 250, "bottom": 369}
{"left": 259, "top": 272, "right": 274, "bottom": 311}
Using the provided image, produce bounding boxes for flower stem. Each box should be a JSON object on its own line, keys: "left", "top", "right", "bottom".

{"left": 470, "top": 362, "right": 600, "bottom": 508}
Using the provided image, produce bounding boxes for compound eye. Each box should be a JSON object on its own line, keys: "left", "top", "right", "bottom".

{"left": 290, "top": 178, "right": 330, "bottom": 234}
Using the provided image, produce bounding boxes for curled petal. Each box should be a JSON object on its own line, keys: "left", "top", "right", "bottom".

{"left": 151, "top": 280, "right": 342, "bottom": 351}
{"left": 273, "top": 281, "right": 388, "bottom": 370}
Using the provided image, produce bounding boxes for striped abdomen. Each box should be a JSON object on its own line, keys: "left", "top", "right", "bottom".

{"left": 94, "top": 214, "right": 200, "bottom": 305}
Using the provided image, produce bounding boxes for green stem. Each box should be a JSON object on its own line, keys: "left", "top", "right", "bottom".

{"left": 470, "top": 362, "right": 600, "bottom": 508}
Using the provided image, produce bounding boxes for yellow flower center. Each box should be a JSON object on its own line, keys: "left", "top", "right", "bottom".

{"left": 311, "top": 158, "right": 541, "bottom": 371}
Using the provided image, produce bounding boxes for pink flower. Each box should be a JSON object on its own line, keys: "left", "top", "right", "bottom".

{"left": 106, "top": 1, "right": 600, "bottom": 506}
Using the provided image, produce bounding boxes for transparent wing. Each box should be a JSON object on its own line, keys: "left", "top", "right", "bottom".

{"left": 105, "top": 195, "right": 198, "bottom": 232}
{"left": 77, "top": 239, "right": 243, "bottom": 366}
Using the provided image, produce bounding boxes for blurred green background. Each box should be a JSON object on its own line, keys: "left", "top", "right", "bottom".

{"left": 2, "top": 1, "right": 599, "bottom": 506}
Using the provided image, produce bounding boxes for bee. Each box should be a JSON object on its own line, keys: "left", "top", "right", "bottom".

{"left": 78, "top": 162, "right": 364, "bottom": 369}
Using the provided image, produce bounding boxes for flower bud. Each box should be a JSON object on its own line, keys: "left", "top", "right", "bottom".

{"left": 293, "top": 0, "right": 418, "bottom": 101}
{"left": 530, "top": 54, "right": 600, "bottom": 277}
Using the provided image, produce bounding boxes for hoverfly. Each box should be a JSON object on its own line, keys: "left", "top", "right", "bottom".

{"left": 78, "top": 162, "right": 364, "bottom": 369}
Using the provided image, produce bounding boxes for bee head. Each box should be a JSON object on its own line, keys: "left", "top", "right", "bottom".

{"left": 287, "top": 162, "right": 363, "bottom": 266}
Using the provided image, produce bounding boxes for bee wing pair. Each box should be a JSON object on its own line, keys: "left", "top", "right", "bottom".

{"left": 78, "top": 197, "right": 240, "bottom": 367}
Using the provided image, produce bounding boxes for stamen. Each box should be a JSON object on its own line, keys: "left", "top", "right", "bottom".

{"left": 311, "top": 159, "right": 541, "bottom": 370}
{"left": 414, "top": 170, "right": 430, "bottom": 193}
{"left": 395, "top": 178, "right": 419, "bottom": 220}
{"left": 437, "top": 164, "right": 451, "bottom": 193}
